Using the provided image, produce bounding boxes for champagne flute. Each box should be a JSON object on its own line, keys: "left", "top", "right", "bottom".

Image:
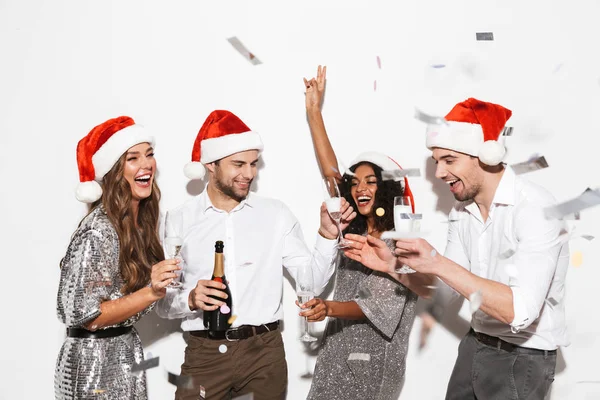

{"left": 393, "top": 196, "right": 417, "bottom": 274}
{"left": 164, "top": 210, "right": 183, "bottom": 289}
{"left": 297, "top": 259, "right": 318, "bottom": 342}
{"left": 322, "top": 177, "right": 352, "bottom": 249}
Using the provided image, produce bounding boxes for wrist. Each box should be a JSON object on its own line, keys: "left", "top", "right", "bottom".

{"left": 318, "top": 228, "right": 337, "bottom": 241}
{"left": 325, "top": 300, "right": 334, "bottom": 317}
{"left": 188, "top": 292, "right": 196, "bottom": 311}
{"left": 146, "top": 286, "right": 163, "bottom": 302}
{"left": 306, "top": 105, "right": 322, "bottom": 115}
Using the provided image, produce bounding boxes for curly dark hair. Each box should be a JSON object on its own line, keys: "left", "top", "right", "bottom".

{"left": 340, "top": 162, "right": 404, "bottom": 235}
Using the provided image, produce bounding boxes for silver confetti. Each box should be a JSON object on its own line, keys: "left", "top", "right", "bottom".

{"left": 501, "top": 126, "right": 514, "bottom": 136}
{"left": 511, "top": 155, "right": 549, "bottom": 175}
{"left": 414, "top": 108, "right": 448, "bottom": 125}
{"left": 357, "top": 287, "right": 372, "bottom": 299}
{"left": 233, "top": 393, "right": 255, "bottom": 400}
{"left": 348, "top": 353, "right": 371, "bottom": 361}
{"left": 431, "top": 64, "right": 446, "bottom": 69}
{"left": 469, "top": 290, "right": 483, "bottom": 314}
{"left": 499, "top": 248, "right": 516, "bottom": 259}
{"left": 167, "top": 372, "right": 194, "bottom": 389}
{"left": 476, "top": 32, "right": 494, "bottom": 41}
{"left": 131, "top": 356, "right": 160, "bottom": 373}
{"left": 227, "top": 37, "right": 262, "bottom": 65}
{"left": 547, "top": 297, "right": 559, "bottom": 306}
{"left": 381, "top": 168, "right": 421, "bottom": 181}
{"left": 544, "top": 188, "right": 600, "bottom": 219}
{"left": 581, "top": 234, "right": 595, "bottom": 241}
{"left": 430, "top": 250, "right": 437, "bottom": 258}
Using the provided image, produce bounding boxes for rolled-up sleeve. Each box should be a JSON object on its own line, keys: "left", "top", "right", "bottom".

{"left": 281, "top": 207, "right": 337, "bottom": 297}
{"left": 508, "top": 203, "right": 565, "bottom": 332}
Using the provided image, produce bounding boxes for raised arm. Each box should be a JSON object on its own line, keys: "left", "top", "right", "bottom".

{"left": 304, "top": 65, "right": 342, "bottom": 181}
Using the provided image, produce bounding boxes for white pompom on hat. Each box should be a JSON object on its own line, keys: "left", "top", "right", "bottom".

{"left": 75, "top": 116, "right": 154, "bottom": 203}
{"left": 425, "top": 97, "right": 512, "bottom": 166}
{"left": 184, "top": 110, "right": 264, "bottom": 180}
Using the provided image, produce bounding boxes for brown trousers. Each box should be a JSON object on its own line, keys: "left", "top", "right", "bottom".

{"left": 175, "top": 329, "right": 288, "bottom": 400}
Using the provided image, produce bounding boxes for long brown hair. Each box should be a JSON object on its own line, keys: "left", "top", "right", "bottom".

{"left": 92, "top": 152, "right": 164, "bottom": 294}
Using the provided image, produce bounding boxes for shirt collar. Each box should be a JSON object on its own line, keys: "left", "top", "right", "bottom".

{"left": 464, "top": 165, "right": 516, "bottom": 216}
{"left": 200, "top": 189, "right": 255, "bottom": 214}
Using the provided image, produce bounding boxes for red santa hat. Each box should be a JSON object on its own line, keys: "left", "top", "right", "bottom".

{"left": 425, "top": 98, "right": 512, "bottom": 166}
{"left": 184, "top": 110, "right": 264, "bottom": 179}
{"left": 76, "top": 116, "right": 154, "bottom": 203}
{"left": 348, "top": 151, "right": 416, "bottom": 213}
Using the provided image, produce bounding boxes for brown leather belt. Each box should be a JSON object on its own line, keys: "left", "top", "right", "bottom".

{"left": 471, "top": 329, "right": 556, "bottom": 355}
{"left": 190, "top": 321, "right": 279, "bottom": 341}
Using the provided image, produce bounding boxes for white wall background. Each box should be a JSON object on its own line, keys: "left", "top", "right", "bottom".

{"left": 1, "top": 0, "right": 600, "bottom": 398}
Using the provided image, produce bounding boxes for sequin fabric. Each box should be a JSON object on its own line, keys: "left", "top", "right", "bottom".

{"left": 307, "top": 239, "right": 418, "bottom": 400}
{"left": 55, "top": 206, "right": 153, "bottom": 399}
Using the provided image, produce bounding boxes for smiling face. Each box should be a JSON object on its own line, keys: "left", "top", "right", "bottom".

{"left": 432, "top": 148, "right": 483, "bottom": 202}
{"left": 122, "top": 142, "right": 156, "bottom": 202}
{"left": 350, "top": 163, "right": 379, "bottom": 216}
{"left": 209, "top": 150, "right": 259, "bottom": 202}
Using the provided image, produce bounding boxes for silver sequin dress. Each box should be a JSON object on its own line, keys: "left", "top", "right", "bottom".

{"left": 55, "top": 206, "right": 153, "bottom": 399}
{"left": 307, "top": 240, "right": 418, "bottom": 400}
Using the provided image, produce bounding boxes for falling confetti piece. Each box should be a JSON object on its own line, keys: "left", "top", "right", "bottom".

{"left": 381, "top": 168, "right": 421, "bottom": 181}
{"left": 499, "top": 248, "right": 516, "bottom": 259}
{"left": 233, "top": 393, "right": 255, "bottom": 400}
{"left": 430, "top": 249, "right": 437, "bottom": 257}
{"left": 469, "top": 290, "right": 483, "bottom": 314}
{"left": 348, "top": 353, "right": 371, "bottom": 361}
{"left": 571, "top": 251, "right": 583, "bottom": 267}
{"left": 374, "top": 80, "right": 377, "bottom": 91}
{"left": 219, "top": 344, "right": 228, "bottom": 353}
{"left": 93, "top": 389, "right": 106, "bottom": 394}
{"left": 431, "top": 64, "right": 446, "bottom": 69}
{"left": 476, "top": 32, "right": 494, "bottom": 41}
{"left": 199, "top": 386, "right": 206, "bottom": 399}
{"left": 167, "top": 372, "right": 194, "bottom": 389}
{"left": 553, "top": 63, "right": 564, "bottom": 74}
{"left": 228, "top": 315, "right": 238, "bottom": 325}
{"left": 357, "top": 287, "right": 372, "bottom": 299}
{"left": 227, "top": 37, "right": 262, "bottom": 65}
{"left": 505, "top": 264, "right": 519, "bottom": 279}
{"left": 501, "top": 126, "right": 514, "bottom": 136}
{"left": 220, "top": 304, "right": 231, "bottom": 314}
{"left": 511, "top": 155, "right": 549, "bottom": 175}
{"left": 547, "top": 297, "right": 559, "bottom": 306}
{"left": 376, "top": 56, "right": 381, "bottom": 69}
{"left": 582, "top": 235, "right": 595, "bottom": 241}
{"left": 376, "top": 207, "right": 385, "bottom": 217}
{"left": 544, "top": 188, "right": 600, "bottom": 219}
{"left": 131, "top": 356, "right": 160, "bottom": 373}
{"left": 414, "top": 108, "right": 448, "bottom": 125}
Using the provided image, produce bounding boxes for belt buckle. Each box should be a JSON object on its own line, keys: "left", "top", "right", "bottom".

{"left": 225, "top": 327, "right": 240, "bottom": 342}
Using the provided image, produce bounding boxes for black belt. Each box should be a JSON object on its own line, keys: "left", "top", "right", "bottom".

{"left": 67, "top": 326, "right": 132, "bottom": 339}
{"left": 470, "top": 329, "right": 556, "bottom": 355}
{"left": 190, "top": 321, "right": 279, "bottom": 341}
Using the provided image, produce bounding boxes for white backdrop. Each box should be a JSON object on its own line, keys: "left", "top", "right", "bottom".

{"left": 1, "top": 1, "right": 600, "bottom": 399}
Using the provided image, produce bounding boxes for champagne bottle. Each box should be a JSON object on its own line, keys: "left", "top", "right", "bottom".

{"left": 203, "top": 240, "right": 233, "bottom": 332}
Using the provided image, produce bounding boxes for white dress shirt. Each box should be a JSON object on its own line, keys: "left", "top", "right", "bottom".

{"left": 156, "top": 190, "right": 338, "bottom": 331}
{"left": 443, "top": 166, "right": 569, "bottom": 350}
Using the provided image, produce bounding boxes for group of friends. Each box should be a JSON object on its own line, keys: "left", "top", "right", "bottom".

{"left": 54, "top": 66, "right": 569, "bottom": 400}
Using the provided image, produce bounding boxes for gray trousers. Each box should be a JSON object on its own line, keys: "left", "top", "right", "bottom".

{"left": 446, "top": 329, "right": 556, "bottom": 400}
